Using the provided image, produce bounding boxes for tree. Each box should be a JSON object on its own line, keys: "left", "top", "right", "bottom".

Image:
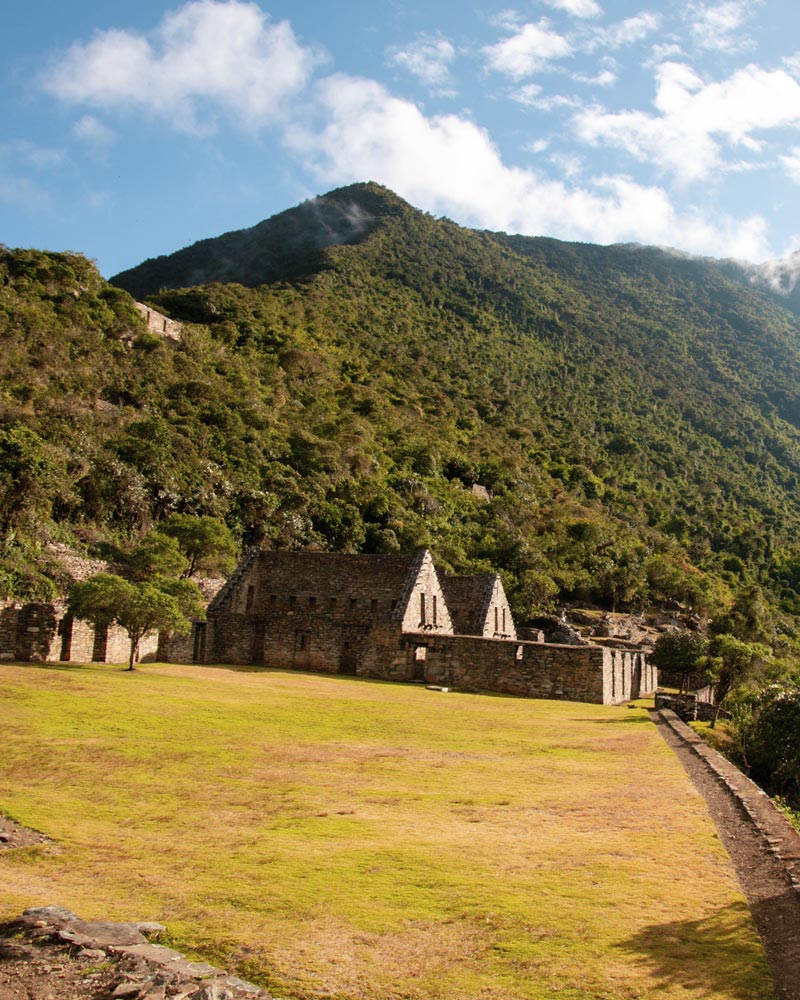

{"left": 735, "top": 683, "right": 800, "bottom": 809}
{"left": 700, "top": 634, "right": 770, "bottom": 728}
{"left": 69, "top": 572, "right": 204, "bottom": 671}
{"left": 126, "top": 531, "right": 185, "bottom": 581}
{"left": 160, "top": 514, "right": 237, "bottom": 578}
{"left": 649, "top": 630, "right": 708, "bottom": 692}
{"left": 0, "top": 424, "right": 64, "bottom": 533}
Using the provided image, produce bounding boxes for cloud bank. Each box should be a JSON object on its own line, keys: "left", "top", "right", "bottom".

{"left": 41, "top": 0, "right": 319, "bottom": 133}
{"left": 35, "top": 0, "right": 800, "bottom": 262}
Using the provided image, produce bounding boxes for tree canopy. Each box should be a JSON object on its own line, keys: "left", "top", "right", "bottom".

{"left": 69, "top": 572, "right": 204, "bottom": 671}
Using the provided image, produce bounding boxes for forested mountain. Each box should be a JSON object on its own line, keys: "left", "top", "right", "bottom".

{"left": 4, "top": 182, "right": 800, "bottom": 640}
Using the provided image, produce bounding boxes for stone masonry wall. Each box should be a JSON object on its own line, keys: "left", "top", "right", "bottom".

{"left": 133, "top": 302, "right": 182, "bottom": 341}
{"left": 0, "top": 603, "right": 19, "bottom": 661}
{"left": 392, "top": 635, "right": 655, "bottom": 705}
{"left": 397, "top": 551, "right": 453, "bottom": 634}
{"left": 484, "top": 576, "right": 517, "bottom": 640}
{"left": 14, "top": 603, "right": 62, "bottom": 662}
{"left": 200, "top": 613, "right": 655, "bottom": 705}
{"left": 207, "top": 613, "right": 257, "bottom": 664}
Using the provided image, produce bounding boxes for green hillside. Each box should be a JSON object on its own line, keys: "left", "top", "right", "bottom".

{"left": 4, "top": 183, "right": 800, "bottom": 637}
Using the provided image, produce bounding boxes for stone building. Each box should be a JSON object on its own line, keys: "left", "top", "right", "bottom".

{"left": 198, "top": 548, "right": 453, "bottom": 676}
{"left": 177, "top": 547, "right": 655, "bottom": 705}
{"left": 440, "top": 573, "right": 516, "bottom": 639}
{"left": 1, "top": 545, "right": 657, "bottom": 704}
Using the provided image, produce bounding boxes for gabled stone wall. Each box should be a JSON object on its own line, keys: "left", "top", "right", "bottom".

{"left": 482, "top": 576, "right": 517, "bottom": 640}
{"left": 397, "top": 550, "right": 453, "bottom": 634}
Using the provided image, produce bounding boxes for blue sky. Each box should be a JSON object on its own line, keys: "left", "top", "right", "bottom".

{"left": 4, "top": 0, "right": 800, "bottom": 277}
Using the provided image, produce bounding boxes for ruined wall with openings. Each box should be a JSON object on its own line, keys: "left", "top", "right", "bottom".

{"left": 134, "top": 302, "right": 182, "bottom": 341}
{"left": 390, "top": 634, "right": 655, "bottom": 705}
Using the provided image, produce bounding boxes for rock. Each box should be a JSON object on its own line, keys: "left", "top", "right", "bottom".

{"left": 135, "top": 922, "right": 166, "bottom": 938}
{"left": 141, "top": 987, "right": 166, "bottom": 1000}
{"left": 77, "top": 947, "right": 107, "bottom": 962}
{"left": 183, "top": 960, "right": 224, "bottom": 977}
{"left": 23, "top": 905, "right": 78, "bottom": 923}
{"left": 193, "top": 986, "right": 235, "bottom": 1000}
{"left": 224, "top": 976, "right": 263, "bottom": 994}
{"left": 112, "top": 943, "right": 184, "bottom": 967}
{"left": 0, "top": 940, "right": 38, "bottom": 960}
{"left": 58, "top": 920, "right": 146, "bottom": 948}
{"left": 113, "top": 983, "right": 149, "bottom": 998}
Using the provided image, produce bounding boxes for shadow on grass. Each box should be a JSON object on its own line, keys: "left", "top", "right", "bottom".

{"left": 201, "top": 662, "right": 408, "bottom": 688}
{"left": 617, "top": 900, "right": 774, "bottom": 999}
{"left": 574, "top": 714, "right": 653, "bottom": 725}
{"left": 3, "top": 659, "right": 131, "bottom": 675}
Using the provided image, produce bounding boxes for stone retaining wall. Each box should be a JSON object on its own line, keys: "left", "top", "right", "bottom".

{"left": 657, "top": 709, "right": 800, "bottom": 896}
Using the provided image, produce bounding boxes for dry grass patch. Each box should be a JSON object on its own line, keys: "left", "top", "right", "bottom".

{"left": 0, "top": 662, "right": 773, "bottom": 1000}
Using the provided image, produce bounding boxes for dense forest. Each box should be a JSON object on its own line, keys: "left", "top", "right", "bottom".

{"left": 5, "top": 182, "right": 800, "bottom": 646}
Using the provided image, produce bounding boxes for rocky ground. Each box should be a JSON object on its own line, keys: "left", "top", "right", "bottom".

{"left": 0, "top": 907, "right": 269, "bottom": 1000}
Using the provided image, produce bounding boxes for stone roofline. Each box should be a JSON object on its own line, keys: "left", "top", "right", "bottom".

{"left": 391, "top": 548, "right": 429, "bottom": 625}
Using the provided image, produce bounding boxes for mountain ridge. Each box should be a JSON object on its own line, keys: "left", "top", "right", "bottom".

{"left": 5, "top": 184, "right": 800, "bottom": 640}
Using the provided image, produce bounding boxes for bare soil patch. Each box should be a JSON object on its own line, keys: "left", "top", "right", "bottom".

{"left": 0, "top": 813, "right": 48, "bottom": 852}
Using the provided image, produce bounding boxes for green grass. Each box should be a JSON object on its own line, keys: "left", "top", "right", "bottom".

{"left": 0, "top": 662, "right": 773, "bottom": 1000}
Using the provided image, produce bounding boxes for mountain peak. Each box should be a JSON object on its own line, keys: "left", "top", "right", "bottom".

{"left": 111, "top": 182, "right": 413, "bottom": 298}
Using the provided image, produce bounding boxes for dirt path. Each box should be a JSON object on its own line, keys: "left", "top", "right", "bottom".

{"left": 652, "top": 710, "right": 800, "bottom": 1000}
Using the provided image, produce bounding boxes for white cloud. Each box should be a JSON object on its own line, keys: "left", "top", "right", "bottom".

{"left": 285, "top": 74, "right": 770, "bottom": 260}
{"left": 512, "top": 86, "right": 581, "bottom": 111}
{"left": 573, "top": 68, "right": 617, "bottom": 87}
{"left": 0, "top": 140, "right": 65, "bottom": 170}
{"left": 484, "top": 20, "right": 572, "bottom": 79}
{"left": 41, "top": 0, "right": 320, "bottom": 134}
{"left": 574, "top": 62, "right": 800, "bottom": 184}
{"left": 587, "top": 12, "right": 661, "bottom": 52}
{"left": 686, "top": 1, "right": 756, "bottom": 54}
{"left": 780, "top": 147, "right": 800, "bottom": 184}
{"left": 550, "top": 152, "right": 584, "bottom": 177}
{"left": 512, "top": 83, "right": 543, "bottom": 106}
{"left": 786, "top": 52, "right": 800, "bottom": 78}
{"left": 72, "top": 115, "right": 116, "bottom": 147}
{"left": 644, "top": 43, "right": 685, "bottom": 69}
{"left": 527, "top": 138, "right": 550, "bottom": 153}
{"left": 388, "top": 36, "right": 456, "bottom": 88}
{"left": 0, "top": 174, "right": 51, "bottom": 212}
{"left": 542, "top": 0, "right": 602, "bottom": 18}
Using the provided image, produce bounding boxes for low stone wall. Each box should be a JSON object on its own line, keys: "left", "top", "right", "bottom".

{"left": 655, "top": 691, "right": 716, "bottom": 722}
{"left": 386, "top": 635, "right": 655, "bottom": 705}
{"left": 188, "top": 617, "right": 655, "bottom": 705}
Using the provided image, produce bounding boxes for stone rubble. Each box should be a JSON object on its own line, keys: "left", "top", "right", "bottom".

{"left": 1, "top": 907, "right": 271, "bottom": 999}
